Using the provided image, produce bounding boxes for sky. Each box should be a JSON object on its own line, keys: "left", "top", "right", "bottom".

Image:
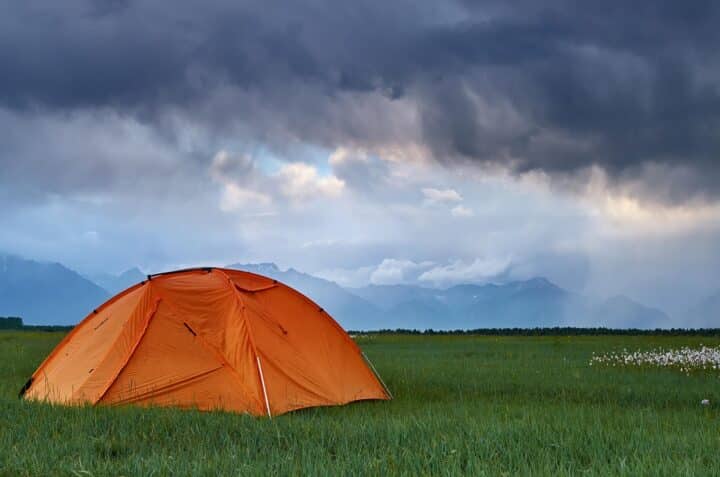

{"left": 1, "top": 0, "right": 720, "bottom": 317}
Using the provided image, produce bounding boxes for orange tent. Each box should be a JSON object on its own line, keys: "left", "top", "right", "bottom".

{"left": 20, "top": 267, "right": 391, "bottom": 416}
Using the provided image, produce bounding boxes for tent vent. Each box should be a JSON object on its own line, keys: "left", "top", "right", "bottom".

{"left": 183, "top": 322, "right": 197, "bottom": 336}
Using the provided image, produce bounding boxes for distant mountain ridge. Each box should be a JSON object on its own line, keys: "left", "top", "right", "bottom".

{"left": 0, "top": 255, "right": 690, "bottom": 329}
{"left": 350, "top": 278, "right": 668, "bottom": 329}
{"left": 685, "top": 290, "right": 720, "bottom": 327}
{"left": 90, "top": 267, "right": 145, "bottom": 294}
{"left": 231, "top": 263, "right": 671, "bottom": 330}
{"left": 590, "top": 295, "right": 669, "bottom": 329}
{"left": 0, "top": 254, "right": 109, "bottom": 325}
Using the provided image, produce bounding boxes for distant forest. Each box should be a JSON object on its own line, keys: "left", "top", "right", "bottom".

{"left": 3, "top": 316, "right": 719, "bottom": 336}
{"left": 0, "top": 317, "right": 72, "bottom": 332}
{"left": 351, "top": 327, "right": 720, "bottom": 336}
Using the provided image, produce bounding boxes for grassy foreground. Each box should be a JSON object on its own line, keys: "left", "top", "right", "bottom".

{"left": 1, "top": 332, "right": 719, "bottom": 476}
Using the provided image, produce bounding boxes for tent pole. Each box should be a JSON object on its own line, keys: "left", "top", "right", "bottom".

{"left": 362, "top": 351, "right": 393, "bottom": 400}
{"left": 256, "top": 356, "right": 272, "bottom": 418}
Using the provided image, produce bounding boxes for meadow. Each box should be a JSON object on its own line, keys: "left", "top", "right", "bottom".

{"left": 1, "top": 331, "right": 719, "bottom": 476}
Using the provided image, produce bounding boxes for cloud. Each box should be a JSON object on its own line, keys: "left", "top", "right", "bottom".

{"left": 329, "top": 148, "right": 394, "bottom": 196}
{"left": 209, "top": 151, "right": 255, "bottom": 181}
{"left": 423, "top": 186, "right": 473, "bottom": 217}
{"left": 0, "top": 108, "right": 192, "bottom": 204}
{"left": 418, "top": 257, "right": 512, "bottom": 287}
{"left": 276, "top": 163, "right": 345, "bottom": 202}
{"left": 330, "top": 255, "right": 511, "bottom": 288}
{"left": 314, "top": 266, "right": 376, "bottom": 288}
{"left": 369, "top": 259, "right": 435, "bottom": 285}
{"left": 451, "top": 204, "right": 474, "bottom": 217}
{"left": 422, "top": 188, "right": 463, "bottom": 204}
{"left": 218, "top": 183, "right": 272, "bottom": 211}
{"left": 209, "top": 151, "right": 272, "bottom": 211}
{"left": 209, "top": 150, "right": 345, "bottom": 210}
{"left": 2, "top": 1, "right": 719, "bottom": 203}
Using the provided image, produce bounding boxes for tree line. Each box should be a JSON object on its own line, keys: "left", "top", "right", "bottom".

{"left": 0, "top": 317, "right": 72, "bottom": 332}
{"left": 349, "top": 327, "right": 720, "bottom": 336}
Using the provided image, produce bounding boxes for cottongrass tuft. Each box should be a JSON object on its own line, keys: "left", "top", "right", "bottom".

{"left": 590, "top": 345, "right": 720, "bottom": 375}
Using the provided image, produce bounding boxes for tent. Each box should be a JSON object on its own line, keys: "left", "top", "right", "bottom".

{"left": 19, "top": 267, "right": 391, "bottom": 416}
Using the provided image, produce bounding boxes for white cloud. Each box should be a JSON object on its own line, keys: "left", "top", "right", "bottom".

{"left": 451, "top": 204, "right": 474, "bottom": 217}
{"left": 210, "top": 153, "right": 346, "bottom": 210}
{"left": 328, "top": 147, "right": 369, "bottom": 166}
{"left": 219, "top": 182, "right": 271, "bottom": 211}
{"left": 422, "top": 187, "right": 462, "bottom": 204}
{"left": 276, "top": 162, "right": 345, "bottom": 202}
{"left": 369, "top": 258, "right": 435, "bottom": 285}
{"left": 315, "top": 265, "right": 376, "bottom": 288}
{"left": 418, "top": 257, "right": 511, "bottom": 287}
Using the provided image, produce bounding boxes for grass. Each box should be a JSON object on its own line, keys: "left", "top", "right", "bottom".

{"left": 1, "top": 332, "right": 720, "bottom": 476}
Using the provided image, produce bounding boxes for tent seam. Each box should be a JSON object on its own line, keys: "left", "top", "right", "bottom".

{"left": 72, "top": 283, "right": 153, "bottom": 402}
{"left": 222, "top": 273, "right": 347, "bottom": 405}
{"left": 145, "top": 278, "right": 265, "bottom": 414}
{"left": 223, "top": 269, "right": 390, "bottom": 400}
{"left": 106, "top": 365, "right": 224, "bottom": 406}
{"left": 24, "top": 280, "right": 149, "bottom": 391}
{"left": 225, "top": 269, "right": 365, "bottom": 355}
{"left": 215, "top": 268, "right": 271, "bottom": 416}
{"left": 92, "top": 292, "right": 162, "bottom": 404}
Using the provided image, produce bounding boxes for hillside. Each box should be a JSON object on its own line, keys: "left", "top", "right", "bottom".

{"left": 0, "top": 254, "right": 109, "bottom": 325}
{"left": 352, "top": 278, "right": 582, "bottom": 329}
{"left": 685, "top": 290, "right": 720, "bottom": 327}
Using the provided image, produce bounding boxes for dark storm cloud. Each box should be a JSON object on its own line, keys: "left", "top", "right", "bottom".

{"left": 2, "top": 0, "right": 720, "bottom": 201}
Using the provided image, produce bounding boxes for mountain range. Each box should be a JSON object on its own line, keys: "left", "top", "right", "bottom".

{"left": 228, "top": 263, "right": 676, "bottom": 330}
{"left": 685, "top": 291, "right": 720, "bottom": 328}
{"left": 0, "top": 253, "right": 716, "bottom": 329}
{"left": 0, "top": 254, "right": 109, "bottom": 325}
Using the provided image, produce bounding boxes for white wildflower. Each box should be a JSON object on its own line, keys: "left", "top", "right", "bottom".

{"left": 589, "top": 345, "right": 720, "bottom": 376}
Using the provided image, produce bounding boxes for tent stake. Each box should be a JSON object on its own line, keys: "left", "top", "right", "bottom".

{"left": 256, "top": 356, "right": 272, "bottom": 418}
{"left": 362, "top": 351, "right": 393, "bottom": 399}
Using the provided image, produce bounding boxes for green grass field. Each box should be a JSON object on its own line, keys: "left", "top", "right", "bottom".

{"left": 2, "top": 332, "right": 719, "bottom": 476}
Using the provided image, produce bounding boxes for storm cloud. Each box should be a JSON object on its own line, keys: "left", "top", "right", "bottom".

{"left": 2, "top": 0, "right": 720, "bottom": 201}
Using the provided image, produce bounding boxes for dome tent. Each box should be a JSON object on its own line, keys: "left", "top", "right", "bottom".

{"left": 20, "top": 267, "right": 391, "bottom": 416}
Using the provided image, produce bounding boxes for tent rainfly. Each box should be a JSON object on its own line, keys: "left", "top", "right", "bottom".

{"left": 19, "top": 267, "right": 391, "bottom": 416}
